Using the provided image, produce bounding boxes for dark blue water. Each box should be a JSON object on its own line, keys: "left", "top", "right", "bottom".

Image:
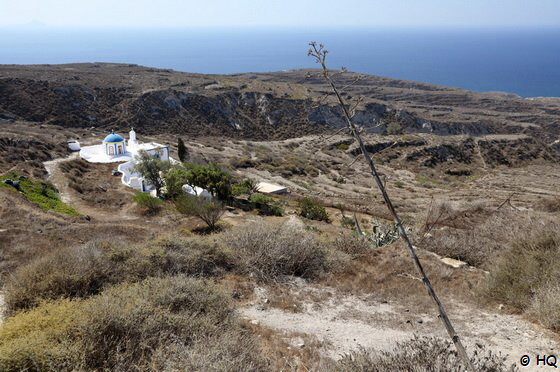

{"left": 1, "top": 27, "right": 559, "bottom": 97}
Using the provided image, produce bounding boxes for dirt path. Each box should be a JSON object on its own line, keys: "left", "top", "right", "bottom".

{"left": 240, "top": 284, "right": 559, "bottom": 368}
{"left": 43, "top": 154, "right": 138, "bottom": 222}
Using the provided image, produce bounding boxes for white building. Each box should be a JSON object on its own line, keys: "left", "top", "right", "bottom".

{"left": 80, "top": 129, "right": 171, "bottom": 192}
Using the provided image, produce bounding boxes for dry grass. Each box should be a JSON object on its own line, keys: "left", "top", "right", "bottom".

{"left": 538, "top": 196, "right": 560, "bottom": 213}
{"left": 4, "top": 235, "right": 234, "bottom": 313}
{"left": 335, "top": 336, "right": 510, "bottom": 372}
{"left": 484, "top": 223, "right": 560, "bottom": 311}
{"left": 420, "top": 203, "right": 546, "bottom": 268}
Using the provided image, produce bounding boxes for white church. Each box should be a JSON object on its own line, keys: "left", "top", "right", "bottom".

{"left": 80, "top": 129, "right": 172, "bottom": 193}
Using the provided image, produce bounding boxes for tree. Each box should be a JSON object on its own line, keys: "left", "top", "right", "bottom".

{"left": 163, "top": 166, "right": 190, "bottom": 199}
{"left": 181, "top": 163, "right": 232, "bottom": 201}
{"left": 174, "top": 195, "right": 225, "bottom": 230}
{"left": 177, "top": 138, "right": 188, "bottom": 162}
{"left": 132, "top": 150, "right": 171, "bottom": 197}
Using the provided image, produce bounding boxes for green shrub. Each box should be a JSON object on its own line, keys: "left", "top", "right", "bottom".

{"left": 132, "top": 150, "right": 172, "bottom": 197}
{"left": 180, "top": 163, "right": 232, "bottom": 201}
{"left": 224, "top": 222, "right": 327, "bottom": 280}
{"left": 335, "top": 336, "right": 508, "bottom": 372}
{"left": 0, "top": 174, "right": 78, "bottom": 216}
{"left": 163, "top": 166, "right": 190, "bottom": 199}
{"left": 232, "top": 178, "right": 258, "bottom": 196}
{"left": 249, "top": 193, "right": 284, "bottom": 216}
{"left": 133, "top": 192, "right": 163, "bottom": 214}
{"left": 177, "top": 137, "right": 188, "bottom": 162}
{"left": 298, "top": 197, "right": 330, "bottom": 222}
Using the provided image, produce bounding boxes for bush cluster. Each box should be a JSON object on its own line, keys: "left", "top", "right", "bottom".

{"left": 0, "top": 276, "right": 268, "bottom": 371}
{"left": 4, "top": 237, "right": 233, "bottom": 314}
{"left": 223, "top": 222, "right": 328, "bottom": 281}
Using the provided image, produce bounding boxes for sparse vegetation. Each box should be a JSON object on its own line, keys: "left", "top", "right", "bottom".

{"left": 0, "top": 173, "right": 78, "bottom": 216}
{"left": 3, "top": 61, "right": 560, "bottom": 371}
{"left": 4, "top": 237, "right": 234, "bottom": 314}
{"left": 336, "top": 336, "right": 509, "bottom": 372}
{"left": 484, "top": 224, "right": 560, "bottom": 311}
{"left": 298, "top": 197, "right": 330, "bottom": 222}
{"left": 538, "top": 196, "right": 560, "bottom": 213}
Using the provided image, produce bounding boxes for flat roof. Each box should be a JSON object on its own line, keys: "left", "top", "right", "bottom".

{"left": 256, "top": 182, "right": 288, "bottom": 194}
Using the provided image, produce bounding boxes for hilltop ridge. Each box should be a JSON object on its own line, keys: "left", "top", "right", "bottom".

{"left": 1, "top": 63, "right": 559, "bottom": 142}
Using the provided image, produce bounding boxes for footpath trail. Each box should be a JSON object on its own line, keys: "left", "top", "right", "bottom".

{"left": 240, "top": 283, "right": 559, "bottom": 368}
{"left": 43, "top": 154, "right": 138, "bottom": 222}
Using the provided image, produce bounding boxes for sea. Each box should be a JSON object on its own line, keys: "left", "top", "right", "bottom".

{"left": 1, "top": 27, "right": 559, "bottom": 97}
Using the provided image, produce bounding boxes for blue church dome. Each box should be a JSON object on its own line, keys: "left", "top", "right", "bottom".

{"left": 103, "top": 133, "right": 125, "bottom": 143}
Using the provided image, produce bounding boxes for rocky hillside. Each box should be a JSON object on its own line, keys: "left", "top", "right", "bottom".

{"left": 1, "top": 63, "right": 559, "bottom": 143}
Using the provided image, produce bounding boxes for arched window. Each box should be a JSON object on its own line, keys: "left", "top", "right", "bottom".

{"left": 108, "top": 146, "right": 114, "bottom": 155}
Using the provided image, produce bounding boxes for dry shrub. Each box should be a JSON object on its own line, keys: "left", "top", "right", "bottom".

{"left": 224, "top": 221, "right": 328, "bottom": 281}
{"left": 538, "top": 196, "right": 560, "bottom": 213}
{"left": 0, "top": 276, "right": 268, "bottom": 371}
{"left": 149, "top": 332, "right": 268, "bottom": 372}
{"left": 76, "top": 276, "right": 234, "bottom": 370}
{"left": 175, "top": 195, "right": 225, "bottom": 230}
{"left": 0, "top": 299, "right": 82, "bottom": 371}
{"left": 142, "top": 234, "right": 234, "bottom": 276}
{"left": 422, "top": 207, "right": 543, "bottom": 268}
{"left": 484, "top": 224, "right": 560, "bottom": 311}
{"left": 5, "top": 236, "right": 234, "bottom": 313}
{"left": 335, "top": 336, "right": 510, "bottom": 372}
{"left": 4, "top": 240, "right": 120, "bottom": 313}
{"left": 531, "top": 281, "right": 560, "bottom": 331}
{"left": 331, "top": 234, "right": 373, "bottom": 258}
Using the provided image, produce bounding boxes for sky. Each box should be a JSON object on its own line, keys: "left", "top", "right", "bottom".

{"left": 1, "top": 0, "right": 559, "bottom": 29}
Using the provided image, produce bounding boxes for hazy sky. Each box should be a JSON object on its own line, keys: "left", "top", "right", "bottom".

{"left": 2, "top": 0, "right": 559, "bottom": 28}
